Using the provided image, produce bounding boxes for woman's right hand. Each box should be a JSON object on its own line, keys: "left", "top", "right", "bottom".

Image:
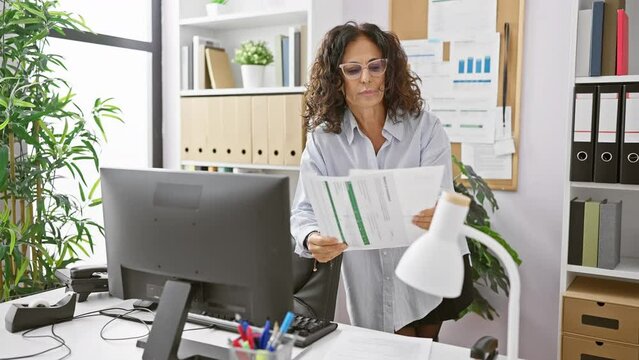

{"left": 307, "top": 232, "right": 348, "bottom": 263}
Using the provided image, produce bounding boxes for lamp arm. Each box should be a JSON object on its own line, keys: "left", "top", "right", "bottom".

{"left": 461, "top": 225, "right": 520, "bottom": 360}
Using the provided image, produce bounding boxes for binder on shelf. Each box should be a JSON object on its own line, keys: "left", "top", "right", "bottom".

{"left": 281, "top": 35, "right": 290, "bottom": 86}
{"left": 226, "top": 96, "right": 252, "bottom": 164}
{"left": 576, "top": 9, "right": 593, "bottom": 78}
{"left": 601, "top": 0, "right": 625, "bottom": 76}
{"left": 582, "top": 199, "right": 600, "bottom": 267}
{"left": 589, "top": 1, "right": 604, "bottom": 77}
{"left": 568, "top": 198, "right": 586, "bottom": 266}
{"left": 204, "top": 48, "right": 235, "bottom": 89}
{"left": 620, "top": 84, "right": 639, "bottom": 184}
{"left": 181, "top": 97, "right": 209, "bottom": 162}
{"left": 616, "top": 9, "right": 629, "bottom": 75}
{"left": 251, "top": 97, "right": 269, "bottom": 165}
{"left": 288, "top": 26, "right": 300, "bottom": 87}
{"left": 593, "top": 84, "right": 622, "bottom": 183}
{"left": 598, "top": 200, "right": 622, "bottom": 270}
{"left": 206, "top": 97, "right": 225, "bottom": 163}
{"left": 571, "top": 85, "right": 598, "bottom": 182}
{"left": 181, "top": 46, "right": 190, "bottom": 90}
{"left": 627, "top": 0, "right": 639, "bottom": 75}
{"left": 284, "top": 94, "right": 304, "bottom": 166}
{"left": 273, "top": 35, "right": 285, "bottom": 87}
{"left": 193, "top": 36, "right": 222, "bottom": 90}
{"left": 267, "top": 95, "right": 286, "bottom": 165}
{"left": 299, "top": 25, "right": 308, "bottom": 85}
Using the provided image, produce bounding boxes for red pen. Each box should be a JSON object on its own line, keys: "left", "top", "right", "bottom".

{"left": 246, "top": 326, "right": 256, "bottom": 349}
{"left": 237, "top": 324, "right": 247, "bottom": 341}
{"left": 232, "top": 337, "right": 242, "bottom": 348}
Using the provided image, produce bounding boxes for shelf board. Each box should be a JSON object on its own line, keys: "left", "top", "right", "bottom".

{"left": 575, "top": 75, "right": 639, "bottom": 84}
{"left": 181, "top": 87, "right": 305, "bottom": 97}
{"left": 570, "top": 182, "right": 639, "bottom": 191}
{"left": 567, "top": 257, "right": 639, "bottom": 281}
{"left": 181, "top": 161, "right": 300, "bottom": 172}
{"left": 179, "top": 9, "right": 307, "bottom": 30}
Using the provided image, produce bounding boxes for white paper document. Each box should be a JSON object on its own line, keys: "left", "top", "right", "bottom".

{"left": 462, "top": 143, "right": 512, "bottom": 180}
{"left": 428, "top": 0, "right": 497, "bottom": 41}
{"left": 322, "top": 331, "right": 432, "bottom": 360}
{"left": 306, "top": 166, "right": 444, "bottom": 250}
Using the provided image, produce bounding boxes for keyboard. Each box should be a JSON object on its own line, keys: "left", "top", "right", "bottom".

{"left": 186, "top": 313, "right": 338, "bottom": 348}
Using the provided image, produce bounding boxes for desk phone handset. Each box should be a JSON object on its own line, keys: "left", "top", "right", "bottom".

{"left": 55, "top": 264, "right": 109, "bottom": 302}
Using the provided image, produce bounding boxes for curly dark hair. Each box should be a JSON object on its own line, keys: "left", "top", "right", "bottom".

{"left": 303, "top": 22, "right": 423, "bottom": 134}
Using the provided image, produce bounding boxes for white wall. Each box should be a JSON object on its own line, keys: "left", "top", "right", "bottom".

{"left": 340, "top": 1, "right": 572, "bottom": 359}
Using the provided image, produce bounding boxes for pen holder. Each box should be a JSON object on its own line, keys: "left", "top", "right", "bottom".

{"left": 229, "top": 334, "right": 294, "bottom": 360}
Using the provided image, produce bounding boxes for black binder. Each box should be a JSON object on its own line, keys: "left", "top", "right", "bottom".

{"left": 570, "top": 85, "right": 598, "bottom": 182}
{"left": 621, "top": 84, "right": 639, "bottom": 184}
{"left": 568, "top": 198, "right": 585, "bottom": 265}
{"left": 593, "top": 84, "right": 623, "bottom": 183}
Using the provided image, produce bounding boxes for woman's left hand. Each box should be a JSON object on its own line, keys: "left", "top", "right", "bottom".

{"left": 412, "top": 206, "right": 435, "bottom": 230}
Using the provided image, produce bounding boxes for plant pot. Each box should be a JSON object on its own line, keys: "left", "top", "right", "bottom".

{"left": 206, "top": 3, "right": 223, "bottom": 17}
{"left": 240, "top": 65, "right": 265, "bottom": 88}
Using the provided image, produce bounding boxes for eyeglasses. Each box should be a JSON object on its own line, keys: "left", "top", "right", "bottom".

{"left": 338, "top": 58, "right": 388, "bottom": 80}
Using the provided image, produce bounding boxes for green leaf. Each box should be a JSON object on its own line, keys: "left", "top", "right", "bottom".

{"left": 14, "top": 260, "right": 29, "bottom": 286}
{"left": 7, "top": 229, "right": 17, "bottom": 255}
{"left": 88, "top": 178, "right": 100, "bottom": 200}
{"left": 12, "top": 98, "right": 35, "bottom": 108}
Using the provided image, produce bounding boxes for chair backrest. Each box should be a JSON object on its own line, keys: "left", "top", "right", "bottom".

{"left": 291, "top": 247, "right": 342, "bottom": 321}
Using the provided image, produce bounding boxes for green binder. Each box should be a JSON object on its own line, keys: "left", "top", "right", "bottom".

{"left": 582, "top": 200, "right": 601, "bottom": 267}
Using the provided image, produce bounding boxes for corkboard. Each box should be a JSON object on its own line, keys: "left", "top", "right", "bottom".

{"left": 389, "top": 0, "right": 524, "bottom": 191}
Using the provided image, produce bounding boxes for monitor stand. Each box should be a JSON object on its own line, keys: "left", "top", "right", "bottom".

{"left": 135, "top": 280, "right": 229, "bottom": 360}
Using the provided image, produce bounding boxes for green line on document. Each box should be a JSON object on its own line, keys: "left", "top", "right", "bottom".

{"left": 345, "top": 181, "right": 370, "bottom": 246}
{"left": 459, "top": 124, "right": 483, "bottom": 128}
{"left": 324, "top": 182, "right": 347, "bottom": 245}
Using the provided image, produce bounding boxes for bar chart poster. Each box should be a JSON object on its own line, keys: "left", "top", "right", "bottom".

{"left": 449, "top": 33, "right": 500, "bottom": 105}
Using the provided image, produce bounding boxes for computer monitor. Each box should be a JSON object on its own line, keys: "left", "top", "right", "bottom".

{"left": 101, "top": 167, "right": 293, "bottom": 358}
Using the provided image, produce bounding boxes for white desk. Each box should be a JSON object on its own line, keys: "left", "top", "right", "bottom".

{"left": 0, "top": 289, "right": 494, "bottom": 359}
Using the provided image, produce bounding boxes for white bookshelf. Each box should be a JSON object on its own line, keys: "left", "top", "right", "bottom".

{"left": 559, "top": 1, "right": 639, "bottom": 357}
{"left": 179, "top": 9, "right": 308, "bottom": 31}
{"left": 181, "top": 161, "right": 300, "bottom": 172}
{"left": 570, "top": 181, "right": 639, "bottom": 191}
{"left": 576, "top": 75, "right": 639, "bottom": 84}
{"left": 180, "top": 86, "right": 305, "bottom": 97}
{"left": 566, "top": 257, "right": 639, "bottom": 281}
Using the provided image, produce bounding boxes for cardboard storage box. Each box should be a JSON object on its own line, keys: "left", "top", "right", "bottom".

{"left": 562, "top": 333, "right": 638, "bottom": 360}
{"left": 563, "top": 277, "right": 639, "bottom": 345}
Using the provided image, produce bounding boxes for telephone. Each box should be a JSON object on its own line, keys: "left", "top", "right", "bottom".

{"left": 55, "top": 264, "right": 108, "bottom": 302}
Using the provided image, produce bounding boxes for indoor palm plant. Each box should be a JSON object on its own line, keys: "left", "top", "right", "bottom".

{"left": 453, "top": 156, "right": 522, "bottom": 320}
{"left": 234, "top": 40, "right": 274, "bottom": 88}
{"left": 0, "top": 0, "right": 122, "bottom": 300}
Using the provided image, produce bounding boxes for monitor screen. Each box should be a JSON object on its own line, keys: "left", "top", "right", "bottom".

{"left": 101, "top": 167, "right": 293, "bottom": 324}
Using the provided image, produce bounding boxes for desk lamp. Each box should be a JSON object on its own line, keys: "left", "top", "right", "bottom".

{"left": 396, "top": 191, "right": 520, "bottom": 360}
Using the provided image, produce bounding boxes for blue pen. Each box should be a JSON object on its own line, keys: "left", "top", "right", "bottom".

{"left": 259, "top": 320, "right": 271, "bottom": 349}
{"left": 267, "top": 311, "right": 295, "bottom": 351}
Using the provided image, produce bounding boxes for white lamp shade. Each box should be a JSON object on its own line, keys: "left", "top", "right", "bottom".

{"left": 396, "top": 232, "right": 464, "bottom": 298}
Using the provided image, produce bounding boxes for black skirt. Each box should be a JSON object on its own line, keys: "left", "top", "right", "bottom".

{"left": 407, "top": 254, "right": 474, "bottom": 326}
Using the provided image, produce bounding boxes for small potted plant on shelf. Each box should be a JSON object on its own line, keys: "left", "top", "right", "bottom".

{"left": 206, "top": 0, "right": 228, "bottom": 17}
{"left": 234, "top": 40, "right": 274, "bottom": 88}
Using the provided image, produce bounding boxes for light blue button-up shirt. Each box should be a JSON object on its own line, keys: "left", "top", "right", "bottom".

{"left": 291, "top": 108, "right": 468, "bottom": 332}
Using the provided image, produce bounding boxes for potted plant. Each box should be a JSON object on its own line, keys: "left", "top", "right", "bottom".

{"left": 0, "top": 0, "right": 122, "bottom": 300}
{"left": 234, "top": 40, "right": 274, "bottom": 88}
{"left": 206, "top": 0, "right": 228, "bottom": 17}
{"left": 452, "top": 156, "right": 522, "bottom": 320}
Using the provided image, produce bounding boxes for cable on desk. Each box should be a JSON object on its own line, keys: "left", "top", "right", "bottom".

{"left": 0, "top": 305, "right": 216, "bottom": 359}
{"left": 0, "top": 323, "right": 71, "bottom": 360}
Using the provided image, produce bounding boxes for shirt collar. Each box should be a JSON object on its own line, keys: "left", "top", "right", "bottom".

{"left": 344, "top": 109, "right": 404, "bottom": 144}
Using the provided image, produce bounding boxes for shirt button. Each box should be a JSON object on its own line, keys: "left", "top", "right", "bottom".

{"left": 382, "top": 251, "right": 387, "bottom": 256}
{"left": 385, "top": 276, "right": 391, "bottom": 281}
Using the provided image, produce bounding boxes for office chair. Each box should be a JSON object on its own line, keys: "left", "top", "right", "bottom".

{"left": 291, "top": 241, "right": 343, "bottom": 321}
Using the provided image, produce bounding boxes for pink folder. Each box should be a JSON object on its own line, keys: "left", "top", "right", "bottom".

{"left": 617, "top": 9, "right": 629, "bottom": 76}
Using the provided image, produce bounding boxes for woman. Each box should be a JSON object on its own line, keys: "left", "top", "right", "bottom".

{"left": 290, "top": 22, "right": 473, "bottom": 340}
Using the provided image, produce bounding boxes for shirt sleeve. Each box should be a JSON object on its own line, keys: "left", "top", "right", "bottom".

{"left": 290, "top": 131, "right": 327, "bottom": 258}
{"left": 419, "top": 111, "right": 454, "bottom": 191}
